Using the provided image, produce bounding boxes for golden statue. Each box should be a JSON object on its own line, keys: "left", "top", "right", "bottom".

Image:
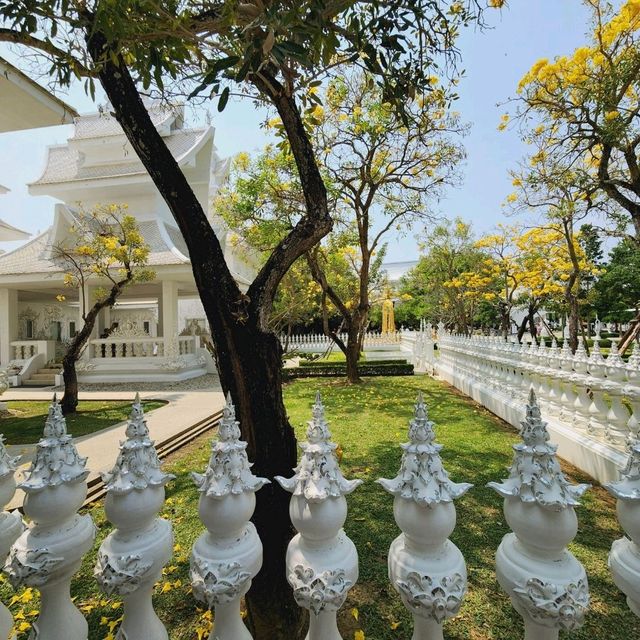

{"left": 381, "top": 290, "right": 395, "bottom": 334}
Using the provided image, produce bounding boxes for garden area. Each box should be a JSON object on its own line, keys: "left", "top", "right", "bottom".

{"left": 0, "top": 399, "right": 166, "bottom": 444}
{"left": 1, "top": 376, "right": 636, "bottom": 640}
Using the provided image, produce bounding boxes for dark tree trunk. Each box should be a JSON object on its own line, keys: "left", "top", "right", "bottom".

{"left": 567, "top": 296, "right": 580, "bottom": 354}
{"left": 85, "top": 32, "right": 332, "bottom": 639}
{"left": 528, "top": 304, "right": 539, "bottom": 344}
{"left": 516, "top": 315, "right": 529, "bottom": 344}
{"left": 345, "top": 325, "right": 361, "bottom": 384}
{"left": 60, "top": 355, "right": 79, "bottom": 415}
{"left": 618, "top": 310, "right": 640, "bottom": 355}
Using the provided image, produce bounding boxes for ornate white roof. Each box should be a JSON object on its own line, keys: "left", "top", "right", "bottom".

{"left": 0, "top": 217, "right": 189, "bottom": 276}
{"left": 31, "top": 128, "right": 209, "bottom": 186}
{"left": 70, "top": 106, "right": 176, "bottom": 140}
{"left": 0, "top": 218, "right": 30, "bottom": 242}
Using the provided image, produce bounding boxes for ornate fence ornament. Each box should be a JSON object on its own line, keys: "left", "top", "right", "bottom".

{"left": 190, "top": 392, "right": 269, "bottom": 640}
{"left": 488, "top": 389, "right": 590, "bottom": 639}
{"left": 0, "top": 436, "right": 24, "bottom": 640}
{"left": 605, "top": 437, "right": 640, "bottom": 618}
{"left": 378, "top": 393, "right": 472, "bottom": 640}
{"left": 95, "top": 394, "right": 175, "bottom": 640}
{"left": 276, "top": 392, "right": 362, "bottom": 640}
{"left": 5, "top": 395, "right": 95, "bottom": 640}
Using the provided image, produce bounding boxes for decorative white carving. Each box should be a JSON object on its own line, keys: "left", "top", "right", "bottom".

{"left": 605, "top": 438, "right": 640, "bottom": 618}
{"left": 7, "top": 395, "right": 95, "bottom": 640}
{"left": 288, "top": 566, "right": 352, "bottom": 616}
{"left": 488, "top": 388, "right": 589, "bottom": 509}
{"left": 378, "top": 393, "right": 472, "bottom": 504}
{"left": 0, "top": 436, "right": 24, "bottom": 639}
{"left": 190, "top": 558, "right": 251, "bottom": 608}
{"left": 109, "top": 320, "right": 151, "bottom": 339}
{"left": 276, "top": 392, "right": 361, "bottom": 639}
{"left": 19, "top": 395, "right": 90, "bottom": 491}
{"left": 489, "top": 390, "right": 590, "bottom": 639}
{"left": 379, "top": 394, "right": 471, "bottom": 636}
{"left": 190, "top": 392, "right": 268, "bottom": 640}
{"left": 276, "top": 392, "right": 361, "bottom": 502}
{"left": 513, "top": 578, "right": 589, "bottom": 631}
{"left": 395, "top": 572, "right": 466, "bottom": 623}
{"left": 102, "top": 394, "right": 175, "bottom": 493}
{"left": 5, "top": 548, "right": 63, "bottom": 588}
{"left": 95, "top": 553, "right": 153, "bottom": 596}
{"left": 192, "top": 392, "right": 269, "bottom": 497}
{"left": 96, "top": 395, "right": 174, "bottom": 640}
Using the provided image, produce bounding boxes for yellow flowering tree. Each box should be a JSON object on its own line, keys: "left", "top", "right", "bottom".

{"left": 514, "top": 0, "right": 640, "bottom": 245}
{"left": 52, "top": 205, "right": 153, "bottom": 414}
{"left": 453, "top": 223, "right": 596, "bottom": 346}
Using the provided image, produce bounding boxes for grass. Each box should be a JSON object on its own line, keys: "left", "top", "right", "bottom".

{"left": 0, "top": 400, "right": 166, "bottom": 444}
{"left": 1, "top": 376, "right": 637, "bottom": 640}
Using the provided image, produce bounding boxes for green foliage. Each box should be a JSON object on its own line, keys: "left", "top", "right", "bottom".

{"left": 283, "top": 362, "right": 414, "bottom": 379}
{"left": 397, "top": 218, "right": 497, "bottom": 331}
{"left": 593, "top": 238, "right": 640, "bottom": 322}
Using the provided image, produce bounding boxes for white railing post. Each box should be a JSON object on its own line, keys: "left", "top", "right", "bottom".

{"left": 0, "top": 437, "right": 24, "bottom": 640}
{"left": 95, "top": 394, "right": 175, "bottom": 640}
{"left": 605, "top": 438, "right": 640, "bottom": 617}
{"left": 275, "top": 392, "right": 362, "bottom": 640}
{"left": 488, "top": 389, "right": 590, "bottom": 639}
{"left": 190, "top": 392, "right": 269, "bottom": 640}
{"left": 378, "top": 393, "right": 472, "bottom": 640}
{"left": 6, "top": 395, "right": 95, "bottom": 640}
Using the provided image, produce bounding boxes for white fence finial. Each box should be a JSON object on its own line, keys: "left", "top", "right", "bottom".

{"left": 605, "top": 439, "right": 640, "bottom": 618}
{"left": 6, "top": 395, "right": 95, "bottom": 640}
{"left": 379, "top": 394, "right": 472, "bottom": 639}
{"left": 0, "top": 436, "right": 24, "bottom": 640}
{"left": 276, "top": 393, "right": 362, "bottom": 639}
{"left": 190, "top": 392, "right": 269, "bottom": 640}
{"left": 489, "top": 391, "right": 590, "bottom": 639}
{"left": 95, "top": 395, "right": 175, "bottom": 640}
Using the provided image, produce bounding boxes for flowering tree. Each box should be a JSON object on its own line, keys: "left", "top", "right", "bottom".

{"left": 53, "top": 205, "right": 153, "bottom": 414}
{"left": 220, "top": 73, "right": 464, "bottom": 381}
{"left": 452, "top": 224, "right": 596, "bottom": 347}
{"left": 399, "top": 219, "right": 496, "bottom": 334}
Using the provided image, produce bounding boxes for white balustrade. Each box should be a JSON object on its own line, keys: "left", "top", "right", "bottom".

{"left": 95, "top": 394, "right": 175, "bottom": 640}
{"left": 378, "top": 394, "right": 472, "bottom": 640}
{"left": 275, "top": 392, "right": 362, "bottom": 640}
{"left": 280, "top": 331, "right": 403, "bottom": 353}
{"left": 0, "top": 437, "right": 24, "bottom": 640}
{"left": 606, "top": 438, "right": 640, "bottom": 618}
{"left": 10, "top": 341, "right": 38, "bottom": 360}
{"left": 489, "top": 390, "right": 590, "bottom": 639}
{"left": 190, "top": 392, "right": 269, "bottom": 640}
{"left": 6, "top": 396, "right": 95, "bottom": 640}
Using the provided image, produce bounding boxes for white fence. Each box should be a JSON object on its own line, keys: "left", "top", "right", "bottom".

{"left": 280, "top": 331, "right": 402, "bottom": 353}
{"left": 0, "top": 390, "right": 639, "bottom": 640}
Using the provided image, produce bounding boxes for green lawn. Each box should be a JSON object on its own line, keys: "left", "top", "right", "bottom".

{"left": 0, "top": 400, "right": 166, "bottom": 444}
{"left": 1, "top": 376, "right": 637, "bottom": 640}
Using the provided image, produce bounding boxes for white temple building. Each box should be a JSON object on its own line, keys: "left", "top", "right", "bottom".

{"left": 0, "top": 105, "right": 256, "bottom": 385}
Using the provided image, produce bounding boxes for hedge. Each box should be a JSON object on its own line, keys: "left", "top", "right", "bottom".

{"left": 283, "top": 362, "right": 414, "bottom": 379}
{"left": 299, "top": 358, "right": 409, "bottom": 368}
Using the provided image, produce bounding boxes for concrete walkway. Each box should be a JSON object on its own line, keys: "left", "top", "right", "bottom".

{"left": 2, "top": 381, "right": 225, "bottom": 509}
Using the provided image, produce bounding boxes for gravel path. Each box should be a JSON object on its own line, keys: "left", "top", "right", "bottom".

{"left": 57, "top": 373, "right": 223, "bottom": 393}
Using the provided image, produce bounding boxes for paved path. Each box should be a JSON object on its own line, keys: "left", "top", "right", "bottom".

{"left": 2, "top": 381, "right": 225, "bottom": 509}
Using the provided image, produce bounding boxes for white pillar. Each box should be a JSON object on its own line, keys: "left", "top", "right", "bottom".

{"left": 0, "top": 288, "right": 18, "bottom": 367}
{"left": 161, "top": 281, "right": 178, "bottom": 339}
{"left": 78, "top": 284, "right": 99, "bottom": 360}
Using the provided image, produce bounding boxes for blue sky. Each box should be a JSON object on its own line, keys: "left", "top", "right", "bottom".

{"left": 0, "top": 0, "right": 592, "bottom": 260}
